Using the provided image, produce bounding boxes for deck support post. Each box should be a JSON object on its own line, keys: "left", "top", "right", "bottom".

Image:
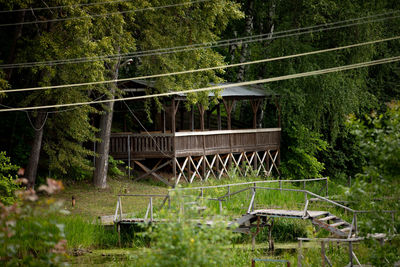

{"left": 188, "top": 156, "right": 192, "bottom": 181}
{"left": 172, "top": 157, "right": 176, "bottom": 184}
{"left": 171, "top": 98, "right": 175, "bottom": 134}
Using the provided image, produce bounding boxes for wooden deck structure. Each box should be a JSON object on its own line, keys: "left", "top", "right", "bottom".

{"left": 111, "top": 81, "right": 281, "bottom": 186}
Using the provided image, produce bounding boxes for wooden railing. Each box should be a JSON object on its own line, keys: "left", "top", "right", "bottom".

{"left": 110, "top": 133, "right": 174, "bottom": 159}
{"left": 174, "top": 128, "right": 281, "bottom": 156}
{"left": 110, "top": 128, "right": 281, "bottom": 159}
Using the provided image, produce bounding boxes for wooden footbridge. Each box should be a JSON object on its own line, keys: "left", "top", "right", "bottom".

{"left": 108, "top": 178, "right": 359, "bottom": 242}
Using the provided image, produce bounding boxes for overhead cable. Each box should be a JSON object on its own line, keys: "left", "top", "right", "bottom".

{"left": 3, "top": 35, "right": 399, "bottom": 93}
{"left": 0, "top": 55, "right": 399, "bottom": 112}
{"left": 1, "top": 11, "right": 399, "bottom": 69}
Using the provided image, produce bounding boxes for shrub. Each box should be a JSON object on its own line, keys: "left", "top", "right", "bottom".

{"left": 0, "top": 151, "right": 19, "bottom": 205}
{"left": 141, "top": 193, "right": 235, "bottom": 267}
{"left": 0, "top": 179, "right": 67, "bottom": 266}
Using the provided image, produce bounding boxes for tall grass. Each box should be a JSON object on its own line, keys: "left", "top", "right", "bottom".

{"left": 57, "top": 215, "right": 119, "bottom": 249}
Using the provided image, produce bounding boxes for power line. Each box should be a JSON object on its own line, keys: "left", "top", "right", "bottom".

{"left": 0, "top": 0, "right": 211, "bottom": 27}
{"left": 1, "top": 55, "right": 399, "bottom": 113}
{"left": 1, "top": 11, "right": 399, "bottom": 69}
{"left": 3, "top": 35, "right": 399, "bottom": 93}
{"left": 0, "top": 0, "right": 136, "bottom": 14}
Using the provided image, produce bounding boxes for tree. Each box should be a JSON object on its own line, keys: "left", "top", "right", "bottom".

{"left": 93, "top": 0, "right": 243, "bottom": 188}
{"left": 346, "top": 101, "right": 400, "bottom": 265}
{"left": 0, "top": 0, "right": 114, "bottom": 186}
{"left": 220, "top": 0, "right": 400, "bottom": 179}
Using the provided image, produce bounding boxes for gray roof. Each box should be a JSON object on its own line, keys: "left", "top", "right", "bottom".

{"left": 123, "top": 80, "right": 275, "bottom": 97}
{"left": 206, "top": 83, "right": 269, "bottom": 97}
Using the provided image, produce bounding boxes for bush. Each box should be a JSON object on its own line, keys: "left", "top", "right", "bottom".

{"left": 0, "top": 179, "right": 67, "bottom": 266}
{"left": 280, "top": 124, "right": 327, "bottom": 179}
{"left": 0, "top": 151, "right": 19, "bottom": 205}
{"left": 140, "top": 193, "right": 235, "bottom": 267}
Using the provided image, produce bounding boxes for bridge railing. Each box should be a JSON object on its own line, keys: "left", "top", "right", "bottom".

{"left": 114, "top": 194, "right": 170, "bottom": 223}
{"left": 248, "top": 186, "right": 357, "bottom": 238}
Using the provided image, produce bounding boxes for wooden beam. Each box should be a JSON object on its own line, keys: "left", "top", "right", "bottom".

{"left": 217, "top": 103, "right": 221, "bottom": 130}
{"left": 134, "top": 160, "right": 172, "bottom": 186}
{"left": 171, "top": 98, "right": 176, "bottom": 133}
{"left": 250, "top": 99, "right": 262, "bottom": 129}
{"left": 197, "top": 104, "right": 205, "bottom": 131}
{"left": 222, "top": 99, "right": 235, "bottom": 130}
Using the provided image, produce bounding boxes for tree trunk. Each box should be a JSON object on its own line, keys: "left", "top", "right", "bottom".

{"left": 93, "top": 61, "right": 120, "bottom": 189}
{"left": 26, "top": 111, "right": 47, "bottom": 188}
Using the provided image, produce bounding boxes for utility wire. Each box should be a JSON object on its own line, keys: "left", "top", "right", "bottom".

{"left": 0, "top": 0, "right": 137, "bottom": 13}
{"left": 3, "top": 35, "right": 399, "bottom": 93}
{"left": 0, "top": 0, "right": 211, "bottom": 27}
{"left": 1, "top": 11, "right": 399, "bottom": 69}
{"left": 1, "top": 55, "right": 399, "bottom": 113}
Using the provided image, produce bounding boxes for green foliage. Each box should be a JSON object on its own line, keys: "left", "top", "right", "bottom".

{"left": 281, "top": 124, "right": 328, "bottom": 179}
{"left": 0, "top": 201, "right": 67, "bottom": 266}
{"left": 0, "top": 151, "right": 19, "bottom": 205}
{"left": 345, "top": 101, "right": 400, "bottom": 265}
{"left": 365, "top": 236, "right": 400, "bottom": 267}
{"left": 140, "top": 193, "right": 235, "bottom": 267}
{"left": 108, "top": 156, "right": 125, "bottom": 178}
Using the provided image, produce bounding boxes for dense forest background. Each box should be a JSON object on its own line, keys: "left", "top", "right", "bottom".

{"left": 0, "top": 1, "right": 399, "bottom": 265}
{"left": 0, "top": 0, "right": 399, "bottom": 187}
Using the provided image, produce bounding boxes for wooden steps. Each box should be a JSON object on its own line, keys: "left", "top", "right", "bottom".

{"left": 311, "top": 212, "right": 355, "bottom": 238}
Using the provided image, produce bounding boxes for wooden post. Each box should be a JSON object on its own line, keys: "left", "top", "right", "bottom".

{"left": 188, "top": 156, "right": 192, "bottom": 181}
{"left": 321, "top": 241, "right": 326, "bottom": 267}
{"left": 326, "top": 178, "right": 328, "bottom": 197}
{"left": 217, "top": 103, "right": 221, "bottom": 130}
{"left": 349, "top": 241, "right": 353, "bottom": 267}
{"left": 250, "top": 99, "right": 261, "bottom": 129}
{"left": 251, "top": 259, "right": 256, "bottom": 267}
{"left": 172, "top": 157, "right": 177, "bottom": 184}
{"left": 268, "top": 218, "right": 274, "bottom": 251}
{"left": 161, "top": 105, "right": 166, "bottom": 133}
{"left": 298, "top": 240, "right": 302, "bottom": 267}
{"left": 253, "top": 151, "right": 258, "bottom": 172}
{"left": 223, "top": 99, "right": 235, "bottom": 130}
{"left": 150, "top": 197, "right": 153, "bottom": 222}
{"left": 180, "top": 105, "right": 184, "bottom": 131}
{"left": 118, "top": 196, "right": 122, "bottom": 220}
{"left": 171, "top": 98, "right": 176, "bottom": 133}
{"left": 191, "top": 107, "right": 195, "bottom": 131}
